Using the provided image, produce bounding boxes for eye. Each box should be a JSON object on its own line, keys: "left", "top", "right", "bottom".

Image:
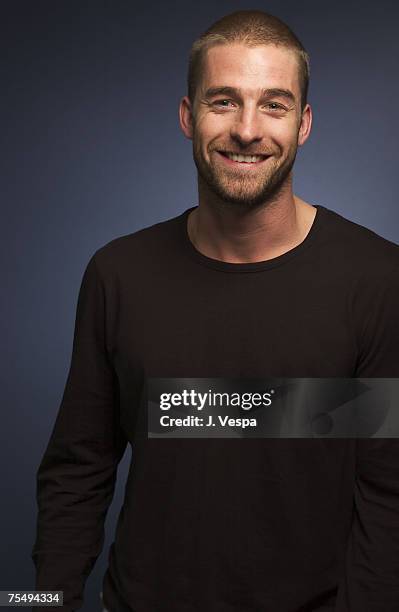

{"left": 212, "top": 100, "right": 286, "bottom": 112}
{"left": 266, "top": 102, "right": 286, "bottom": 112}
{"left": 213, "top": 99, "right": 235, "bottom": 108}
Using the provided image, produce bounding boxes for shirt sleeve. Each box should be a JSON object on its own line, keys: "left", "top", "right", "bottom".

{"left": 335, "top": 259, "right": 399, "bottom": 611}
{"left": 31, "top": 253, "right": 128, "bottom": 612}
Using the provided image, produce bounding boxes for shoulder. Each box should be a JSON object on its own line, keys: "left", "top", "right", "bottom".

{"left": 87, "top": 210, "right": 186, "bottom": 279}
{"left": 319, "top": 205, "right": 399, "bottom": 280}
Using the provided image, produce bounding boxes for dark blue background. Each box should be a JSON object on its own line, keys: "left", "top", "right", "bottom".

{"left": 2, "top": 1, "right": 399, "bottom": 609}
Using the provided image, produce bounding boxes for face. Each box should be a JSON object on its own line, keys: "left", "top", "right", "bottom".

{"left": 180, "top": 43, "right": 311, "bottom": 209}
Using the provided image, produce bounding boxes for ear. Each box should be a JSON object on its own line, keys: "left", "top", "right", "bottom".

{"left": 297, "top": 103, "right": 312, "bottom": 147}
{"left": 179, "top": 96, "right": 195, "bottom": 140}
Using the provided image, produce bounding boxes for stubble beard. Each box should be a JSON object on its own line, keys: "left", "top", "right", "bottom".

{"left": 192, "top": 129, "right": 299, "bottom": 211}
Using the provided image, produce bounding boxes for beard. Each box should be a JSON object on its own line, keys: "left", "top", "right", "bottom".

{"left": 192, "top": 130, "right": 299, "bottom": 211}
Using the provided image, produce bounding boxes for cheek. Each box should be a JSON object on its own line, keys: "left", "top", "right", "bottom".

{"left": 197, "top": 114, "right": 231, "bottom": 138}
{"left": 267, "top": 123, "right": 299, "bottom": 151}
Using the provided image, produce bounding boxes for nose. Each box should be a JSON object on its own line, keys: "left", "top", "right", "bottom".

{"left": 229, "top": 103, "right": 263, "bottom": 148}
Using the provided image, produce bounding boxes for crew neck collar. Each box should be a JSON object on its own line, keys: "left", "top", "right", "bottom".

{"left": 179, "top": 204, "right": 328, "bottom": 273}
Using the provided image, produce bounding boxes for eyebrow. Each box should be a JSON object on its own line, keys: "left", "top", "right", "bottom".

{"left": 203, "top": 86, "right": 296, "bottom": 104}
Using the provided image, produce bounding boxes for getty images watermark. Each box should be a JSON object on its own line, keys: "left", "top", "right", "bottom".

{"left": 147, "top": 378, "right": 399, "bottom": 438}
{"left": 158, "top": 387, "right": 274, "bottom": 428}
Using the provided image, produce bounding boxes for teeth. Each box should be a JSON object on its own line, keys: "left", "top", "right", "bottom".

{"left": 225, "top": 152, "right": 265, "bottom": 163}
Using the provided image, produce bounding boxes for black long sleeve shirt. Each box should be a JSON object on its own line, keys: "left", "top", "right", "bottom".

{"left": 32, "top": 204, "right": 399, "bottom": 611}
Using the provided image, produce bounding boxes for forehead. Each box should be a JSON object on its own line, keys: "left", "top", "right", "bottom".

{"left": 201, "top": 43, "right": 300, "bottom": 98}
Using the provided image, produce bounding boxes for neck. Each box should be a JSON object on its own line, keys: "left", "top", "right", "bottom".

{"left": 188, "top": 183, "right": 317, "bottom": 264}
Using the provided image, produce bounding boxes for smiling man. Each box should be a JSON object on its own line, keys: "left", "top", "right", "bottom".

{"left": 32, "top": 10, "right": 399, "bottom": 612}
{"left": 180, "top": 34, "right": 316, "bottom": 265}
{"left": 188, "top": 43, "right": 304, "bottom": 210}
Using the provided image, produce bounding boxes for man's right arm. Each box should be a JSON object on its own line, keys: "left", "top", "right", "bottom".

{"left": 31, "top": 253, "right": 128, "bottom": 611}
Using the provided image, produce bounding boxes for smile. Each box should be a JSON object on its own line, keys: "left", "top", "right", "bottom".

{"left": 216, "top": 151, "right": 270, "bottom": 166}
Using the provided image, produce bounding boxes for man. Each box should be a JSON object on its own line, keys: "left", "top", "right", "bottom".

{"left": 32, "top": 10, "right": 399, "bottom": 612}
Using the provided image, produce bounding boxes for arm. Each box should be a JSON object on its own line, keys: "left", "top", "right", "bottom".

{"left": 335, "top": 438, "right": 399, "bottom": 611}
{"left": 31, "top": 254, "right": 128, "bottom": 611}
{"left": 335, "top": 259, "right": 399, "bottom": 611}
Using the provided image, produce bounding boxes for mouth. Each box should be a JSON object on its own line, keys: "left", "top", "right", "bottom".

{"left": 216, "top": 151, "right": 271, "bottom": 166}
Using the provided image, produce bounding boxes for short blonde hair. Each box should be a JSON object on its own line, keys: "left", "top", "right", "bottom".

{"left": 187, "top": 10, "right": 310, "bottom": 113}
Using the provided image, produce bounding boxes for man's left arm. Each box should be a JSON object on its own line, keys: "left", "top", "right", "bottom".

{"left": 335, "top": 257, "right": 399, "bottom": 611}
